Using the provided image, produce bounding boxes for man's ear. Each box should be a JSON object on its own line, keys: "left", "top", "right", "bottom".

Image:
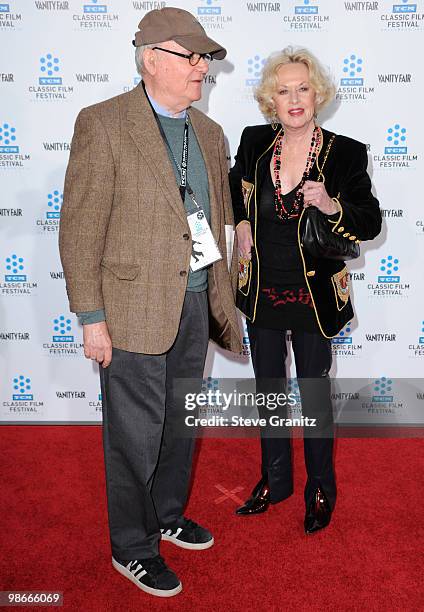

{"left": 143, "top": 48, "right": 157, "bottom": 76}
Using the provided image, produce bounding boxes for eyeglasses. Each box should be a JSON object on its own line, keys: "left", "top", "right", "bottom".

{"left": 152, "top": 46, "right": 213, "bottom": 66}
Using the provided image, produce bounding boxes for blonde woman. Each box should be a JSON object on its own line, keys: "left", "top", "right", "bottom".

{"left": 230, "top": 47, "right": 381, "bottom": 533}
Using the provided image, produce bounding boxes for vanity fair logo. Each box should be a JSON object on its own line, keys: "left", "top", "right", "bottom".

{"left": 282, "top": 0, "right": 330, "bottom": 31}
{"left": 367, "top": 254, "right": 410, "bottom": 297}
{"left": 75, "top": 72, "right": 110, "bottom": 85}
{"left": 0, "top": 122, "right": 30, "bottom": 169}
{"left": 373, "top": 123, "right": 417, "bottom": 169}
{"left": 1, "top": 254, "right": 37, "bottom": 296}
{"left": 0, "top": 330, "right": 30, "bottom": 342}
{"left": 408, "top": 321, "right": 424, "bottom": 357}
{"left": 381, "top": 208, "right": 404, "bottom": 220}
{"left": 36, "top": 190, "right": 62, "bottom": 234}
{"left": 381, "top": 0, "right": 424, "bottom": 29}
{"left": 245, "top": 1, "right": 281, "bottom": 12}
{"left": 1, "top": 72, "right": 14, "bottom": 82}
{"left": 0, "top": 2, "right": 22, "bottom": 29}
{"left": 132, "top": 1, "right": 166, "bottom": 10}
{"left": 2, "top": 376, "right": 44, "bottom": 415}
{"left": 34, "top": 1, "right": 69, "bottom": 9}
{"left": 56, "top": 390, "right": 86, "bottom": 399}
{"left": 331, "top": 322, "right": 363, "bottom": 358}
{"left": 73, "top": 0, "right": 119, "bottom": 29}
{"left": 377, "top": 72, "right": 412, "bottom": 85}
{"left": 197, "top": 0, "right": 232, "bottom": 30}
{"left": 344, "top": 1, "right": 379, "bottom": 10}
{"left": 28, "top": 53, "right": 74, "bottom": 101}
{"left": 43, "top": 316, "right": 84, "bottom": 356}
{"left": 336, "top": 54, "right": 375, "bottom": 103}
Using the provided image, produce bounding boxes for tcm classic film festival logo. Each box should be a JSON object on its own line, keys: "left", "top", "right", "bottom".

{"left": 237, "top": 54, "right": 266, "bottom": 103}
{"left": 362, "top": 377, "right": 403, "bottom": 415}
{"left": 43, "top": 316, "right": 84, "bottom": 356}
{"left": 408, "top": 320, "right": 424, "bottom": 358}
{"left": 373, "top": 123, "right": 417, "bottom": 169}
{"left": 0, "top": 122, "right": 30, "bottom": 169}
{"left": 336, "top": 54, "right": 375, "bottom": 103}
{"left": 35, "top": 190, "right": 62, "bottom": 234}
{"left": 123, "top": 75, "right": 141, "bottom": 93}
{"left": 368, "top": 254, "right": 410, "bottom": 297}
{"left": 72, "top": 0, "right": 119, "bottom": 29}
{"left": 242, "top": 321, "right": 250, "bottom": 357}
{"left": 28, "top": 53, "right": 73, "bottom": 101}
{"left": 331, "top": 322, "right": 363, "bottom": 358}
{"left": 1, "top": 254, "right": 37, "bottom": 295}
{"left": 282, "top": 0, "right": 331, "bottom": 31}
{"left": 0, "top": 3, "right": 22, "bottom": 29}
{"left": 197, "top": 0, "right": 232, "bottom": 30}
{"left": 287, "top": 378, "right": 301, "bottom": 417}
{"left": 381, "top": 0, "right": 424, "bottom": 29}
{"left": 2, "top": 376, "right": 44, "bottom": 415}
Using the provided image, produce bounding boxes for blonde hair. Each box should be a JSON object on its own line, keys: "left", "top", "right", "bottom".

{"left": 255, "top": 46, "right": 336, "bottom": 122}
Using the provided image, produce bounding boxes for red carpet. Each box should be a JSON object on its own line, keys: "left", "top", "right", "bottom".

{"left": 1, "top": 427, "right": 423, "bottom": 611}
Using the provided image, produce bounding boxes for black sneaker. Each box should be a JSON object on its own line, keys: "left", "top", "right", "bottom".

{"left": 112, "top": 555, "right": 182, "bottom": 597}
{"left": 160, "top": 517, "right": 214, "bottom": 550}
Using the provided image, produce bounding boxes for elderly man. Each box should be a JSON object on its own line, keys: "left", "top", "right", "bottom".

{"left": 59, "top": 7, "right": 241, "bottom": 598}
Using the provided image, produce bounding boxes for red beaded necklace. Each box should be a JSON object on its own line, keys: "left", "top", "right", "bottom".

{"left": 273, "top": 126, "right": 321, "bottom": 221}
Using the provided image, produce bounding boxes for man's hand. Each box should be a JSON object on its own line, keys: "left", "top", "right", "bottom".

{"left": 83, "top": 321, "right": 112, "bottom": 368}
{"left": 236, "top": 221, "right": 254, "bottom": 259}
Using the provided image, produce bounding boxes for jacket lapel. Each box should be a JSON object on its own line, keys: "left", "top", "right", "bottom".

{"left": 188, "top": 108, "right": 221, "bottom": 242}
{"left": 126, "top": 83, "right": 188, "bottom": 225}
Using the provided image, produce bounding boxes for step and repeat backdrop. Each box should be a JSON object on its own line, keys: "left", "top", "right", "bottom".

{"left": 0, "top": 0, "right": 423, "bottom": 422}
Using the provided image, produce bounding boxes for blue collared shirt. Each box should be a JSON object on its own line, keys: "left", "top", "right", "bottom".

{"left": 146, "top": 87, "right": 187, "bottom": 119}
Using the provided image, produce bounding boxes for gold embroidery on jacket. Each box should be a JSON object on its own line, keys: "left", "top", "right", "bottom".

{"left": 241, "top": 179, "right": 254, "bottom": 214}
{"left": 238, "top": 256, "right": 251, "bottom": 292}
{"left": 331, "top": 267, "right": 350, "bottom": 311}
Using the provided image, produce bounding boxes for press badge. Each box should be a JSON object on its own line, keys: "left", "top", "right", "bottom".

{"left": 186, "top": 209, "right": 222, "bottom": 272}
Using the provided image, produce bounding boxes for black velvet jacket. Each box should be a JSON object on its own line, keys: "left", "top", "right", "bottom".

{"left": 229, "top": 124, "right": 382, "bottom": 338}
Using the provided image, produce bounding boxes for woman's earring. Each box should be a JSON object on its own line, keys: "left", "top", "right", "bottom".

{"left": 271, "top": 110, "right": 279, "bottom": 131}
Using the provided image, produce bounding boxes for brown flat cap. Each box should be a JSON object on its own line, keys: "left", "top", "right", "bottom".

{"left": 133, "top": 7, "right": 226, "bottom": 60}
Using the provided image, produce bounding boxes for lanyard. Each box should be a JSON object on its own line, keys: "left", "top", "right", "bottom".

{"left": 143, "top": 83, "right": 199, "bottom": 208}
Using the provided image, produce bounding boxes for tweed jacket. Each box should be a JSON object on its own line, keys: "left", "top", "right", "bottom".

{"left": 229, "top": 124, "right": 382, "bottom": 338}
{"left": 59, "top": 82, "right": 242, "bottom": 355}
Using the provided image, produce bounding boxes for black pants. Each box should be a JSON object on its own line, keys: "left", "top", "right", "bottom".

{"left": 247, "top": 322, "right": 336, "bottom": 510}
{"left": 100, "top": 291, "right": 209, "bottom": 560}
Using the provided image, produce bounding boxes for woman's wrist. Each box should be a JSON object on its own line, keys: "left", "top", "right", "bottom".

{"left": 236, "top": 219, "right": 251, "bottom": 230}
{"left": 324, "top": 197, "right": 341, "bottom": 216}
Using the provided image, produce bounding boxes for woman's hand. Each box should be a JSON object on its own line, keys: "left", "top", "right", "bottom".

{"left": 301, "top": 181, "right": 339, "bottom": 215}
{"left": 236, "top": 221, "right": 254, "bottom": 259}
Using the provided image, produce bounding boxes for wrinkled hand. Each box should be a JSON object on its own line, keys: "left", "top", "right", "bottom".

{"left": 301, "top": 181, "right": 339, "bottom": 215}
{"left": 236, "top": 221, "right": 254, "bottom": 259}
{"left": 83, "top": 321, "right": 112, "bottom": 368}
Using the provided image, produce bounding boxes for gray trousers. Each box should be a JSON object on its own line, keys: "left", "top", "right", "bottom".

{"left": 100, "top": 291, "right": 209, "bottom": 561}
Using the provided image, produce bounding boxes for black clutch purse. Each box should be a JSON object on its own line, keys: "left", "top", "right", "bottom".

{"left": 301, "top": 206, "right": 360, "bottom": 261}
